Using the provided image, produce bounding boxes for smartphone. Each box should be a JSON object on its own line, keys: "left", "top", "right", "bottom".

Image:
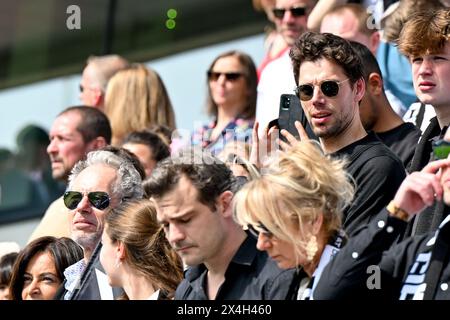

{"left": 269, "top": 94, "right": 317, "bottom": 142}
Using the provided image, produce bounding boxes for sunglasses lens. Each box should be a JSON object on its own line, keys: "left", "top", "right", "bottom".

{"left": 298, "top": 85, "right": 314, "bottom": 101}
{"left": 88, "top": 192, "right": 110, "bottom": 210}
{"left": 225, "top": 73, "right": 242, "bottom": 81}
{"left": 207, "top": 71, "right": 219, "bottom": 81}
{"left": 321, "top": 81, "right": 340, "bottom": 97}
{"left": 272, "top": 8, "right": 285, "bottom": 19}
{"left": 291, "top": 7, "right": 306, "bottom": 17}
{"left": 208, "top": 71, "right": 242, "bottom": 82}
{"left": 63, "top": 191, "right": 82, "bottom": 210}
{"left": 79, "top": 84, "right": 84, "bottom": 93}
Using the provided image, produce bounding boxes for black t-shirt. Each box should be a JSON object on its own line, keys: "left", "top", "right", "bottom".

{"left": 175, "top": 234, "right": 296, "bottom": 300}
{"left": 375, "top": 122, "right": 421, "bottom": 170}
{"left": 332, "top": 132, "right": 406, "bottom": 237}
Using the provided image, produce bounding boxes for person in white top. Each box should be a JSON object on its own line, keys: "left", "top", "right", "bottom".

{"left": 256, "top": 0, "right": 317, "bottom": 135}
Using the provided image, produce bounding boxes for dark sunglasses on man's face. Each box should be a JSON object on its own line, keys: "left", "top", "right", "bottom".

{"left": 63, "top": 191, "right": 110, "bottom": 210}
{"left": 272, "top": 7, "right": 306, "bottom": 19}
{"left": 207, "top": 71, "right": 243, "bottom": 82}
{"left": 432, "top": 139, "right": 450, "bottom": 160}
{"left": 294, "top": 79, "right": 350, "bottom": 101}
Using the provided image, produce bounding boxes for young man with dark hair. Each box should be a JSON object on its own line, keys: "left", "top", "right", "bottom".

{"left": 122, "top": 130, "right": 170, "bottom": 178}
{"left": 145, "top": 147, "right": 295, "bottom": 300}
{"left": 287, "top": 32, "right": 406, "bottom": 236}
{"left": 350, "top": 41, "right": 421, "bottom": 168}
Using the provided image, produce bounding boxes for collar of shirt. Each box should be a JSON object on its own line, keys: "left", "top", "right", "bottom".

{"left": 147, "top": 289, "right": 160, "bottom": 300}
{"left": 64, "top": 259, "right": 87, "bottom": 295}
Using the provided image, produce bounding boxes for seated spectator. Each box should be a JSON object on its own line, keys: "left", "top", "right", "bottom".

{"left": 144, "top": 147, "right": 295, "bottom": 300}
{"left": 122, "top": 130, "right": 170, "bottom": 178}
{"left": 190, "top": 50, "right": 257, "bottom": 156}
{"left": 234, "top": 140, "right": 354, "bottom": 299}
{"left": 314, "top": 127, "right": 450, "bottom": 300}
{"left": 350, "top": 41, "right": 421, "bottom": 169}
{"left": 79, "top": 54, "right": 129, "bottom": 111}
{"left": 9, "top": 236, "right": 83, "bottom": 300}
{"left": 104, "top": 64, "right": 176, "bottom": 146}
{"left": 252, "top": 0, "right": 289, "bottom": 78}
{"left": 100, "top": 200, "right": 183, "bottom": 300}
{"left": 54, "top": 148, "right": 144, "bottom": 300}
{"left": 0, "top": 252, "right": 19, "bottom": 300}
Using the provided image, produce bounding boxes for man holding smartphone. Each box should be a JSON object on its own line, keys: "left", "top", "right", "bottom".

{"left": 283, "top": 32, "right": 406, "bottom": 236}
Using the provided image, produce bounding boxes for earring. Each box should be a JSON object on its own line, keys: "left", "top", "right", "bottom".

{"left": 114, "top": 258, "right": 122, "bottom": 269}
{"left": 306, "top": 235, "right": 318, "bottom": 262}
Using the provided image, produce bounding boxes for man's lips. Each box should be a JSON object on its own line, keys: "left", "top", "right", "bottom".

{"left": 311, "top": 112, "right": 332, "bottom": 124}
{"left": 176, "top": 246, "right": 193, "bottom": 253}
{"left": 419, "top": 81, "right": 436, "bottom": 91}
{"left": 74, "top": 220, "right": 95, "bottom": 228}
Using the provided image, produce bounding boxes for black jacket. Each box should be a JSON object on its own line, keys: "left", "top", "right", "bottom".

{"left": 314, "top": 208, "right": 450, "bottom": 300}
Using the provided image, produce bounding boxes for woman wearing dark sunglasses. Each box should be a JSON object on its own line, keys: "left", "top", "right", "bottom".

{"left": 190, "top": 50, "right": 257, "bottom": 156}
{"left": 234, "top": 140, "right": 354, "bottom": 299}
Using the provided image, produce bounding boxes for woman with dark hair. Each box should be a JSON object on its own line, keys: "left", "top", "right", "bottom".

{"left": 190, "top": 50, "right": 257, "bottom": 156}
{"left": 0, "top": 252, "right": 19, "bottom": 300}
{"left": 9, "top": 236, "right": 83, "bottom": 300}
{"left": 100, "top": 199, "right": 183, "bottom": 300}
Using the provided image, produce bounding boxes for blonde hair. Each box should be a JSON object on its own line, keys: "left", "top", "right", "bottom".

{"left": 233, "top": 140, "right": 354, "bottom": 264}
{"left": 105, "top": 199, "right": 183, "bottom": 299}
{"left": 105, "top": 64, "right": 176, "bottom": 146}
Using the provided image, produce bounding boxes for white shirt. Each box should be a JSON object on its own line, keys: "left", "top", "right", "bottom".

{"left": 256, "top": 49, "right": 296, "bottom": 135}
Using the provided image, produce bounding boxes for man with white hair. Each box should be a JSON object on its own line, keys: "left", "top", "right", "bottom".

{"left": 55, "top": 148, "right": 144, "bottom": 300}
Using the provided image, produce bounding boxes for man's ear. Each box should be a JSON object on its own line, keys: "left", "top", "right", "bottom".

{"left": 354, "top": 78, "right": 366, "bottom": 103}
{"left": 217, "top": 190, "right": 234, "bottom": 218}
{"left": 370, "top": 31, "right": 380, "bottom": 55}
{"left": 86, "top": 136, "right": 108, "bottom": 152}
{"left": 93, "top": 89, "right": 104, "bottom": 108}
{"left": 367, "top": 72, "right": 383, "bottom": 96}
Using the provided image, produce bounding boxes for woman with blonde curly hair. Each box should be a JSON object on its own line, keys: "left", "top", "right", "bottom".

{"left": 100, "top": 199, "right": 183, "bottom": 300}
{"left": 104, "top": 64, "right": 176, "bottom": 146}
{"left": 234, "top": 140, "right": 354, "bottom": 299}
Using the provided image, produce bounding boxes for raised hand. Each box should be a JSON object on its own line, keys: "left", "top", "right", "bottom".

{"left": 392, "top": 159, "right": 450, "bottom": 216}
{"left": 278, "top": 120, "right": 310, "bottom": 151}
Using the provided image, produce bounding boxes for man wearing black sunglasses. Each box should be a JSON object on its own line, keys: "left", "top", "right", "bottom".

{"left": 285, "top": 32, "right": 406, "bottom": 237}
{"left": 54, "top": 149, "right": 144, "bottom": 300}
{"left": 256, "top": 0, "right": 317, "bottom": 134}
